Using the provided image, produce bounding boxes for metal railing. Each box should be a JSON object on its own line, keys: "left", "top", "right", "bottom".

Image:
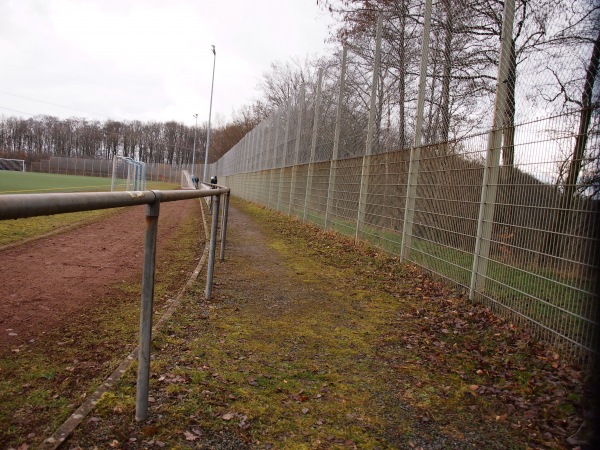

{"left": 0, "top": 184, "right": 230, "bottom": 421}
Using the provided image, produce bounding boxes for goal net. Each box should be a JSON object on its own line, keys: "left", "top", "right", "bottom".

{"left": 181, "top": 170, "right": 197, "bottom": 189}
{"left": 0, "top": 158, "right": 25, "bottom": 172}
{"left": 111, "top": 156, "right": 146, "bottom": 192}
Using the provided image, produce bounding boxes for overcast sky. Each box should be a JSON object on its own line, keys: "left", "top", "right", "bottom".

{"left": 0, "top": 0, "right": 335, "bottom": 126}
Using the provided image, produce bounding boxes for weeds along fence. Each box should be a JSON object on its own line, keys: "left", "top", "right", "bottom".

{"left": 28, "top": 156, "right": 189, "bottom": 184}
{"left": 211, "top": 0, "right": 600, "bottom": 362}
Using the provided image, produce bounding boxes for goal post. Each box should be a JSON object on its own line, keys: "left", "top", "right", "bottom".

{"left": 181, "top": 170, "right": 195, "bottom": 189}
{"left": 0, "top": 158, "right": 26, "bottom": 172}
{"left": 111, "top": 156, "right": 146, "bottom": 192}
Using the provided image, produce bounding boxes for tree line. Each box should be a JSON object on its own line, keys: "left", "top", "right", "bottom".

{"left": 0, "top": 101, "right": 266, "bottom": 167}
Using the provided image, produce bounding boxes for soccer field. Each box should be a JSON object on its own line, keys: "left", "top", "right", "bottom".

{"left": 0, "top": 171, "right": 113, "bottom": 194}
{"left": 0, "top": 171, "right": 178, "bottom": 194}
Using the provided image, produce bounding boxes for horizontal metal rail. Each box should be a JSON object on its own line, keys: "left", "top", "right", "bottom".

{"left": 0, "top": 185, "right": 230, "bottom": 423}
{"left": 0, "top": 185, "right": 230, "bottom": 220}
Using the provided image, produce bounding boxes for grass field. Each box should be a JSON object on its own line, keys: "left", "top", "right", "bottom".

{"left": 0, "top": 171, "right": 179, "bottom": 246}
{"left": 0, "top": 171, "right": 114, "bottom": 194}
{"left": 0, "top": 171, "right": 179, "bottom": 194}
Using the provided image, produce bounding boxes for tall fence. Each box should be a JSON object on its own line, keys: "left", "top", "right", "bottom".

{"left": 28, "top": 156, "right": 192, "bottom": 184}
{"left": 211, "top": 0, "right": 599, "bottom": 361}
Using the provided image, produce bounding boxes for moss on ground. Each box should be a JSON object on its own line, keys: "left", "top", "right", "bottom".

{"left": 62, "top": 199, "right": 588, "bottom": 449}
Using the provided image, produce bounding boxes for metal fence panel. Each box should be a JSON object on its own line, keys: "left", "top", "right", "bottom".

{"left": 212, "top": 1, "right": 599, "bottom": 361}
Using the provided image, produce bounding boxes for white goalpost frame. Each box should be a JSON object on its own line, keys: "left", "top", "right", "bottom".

{"left": 181, "top": 170, "right": 195, "bottom": 189}
{"left": 111, "top": 156, "right": 146, "bottom": 192}
{"left": 0, "top": 158, "right": 26, "bottom": 172}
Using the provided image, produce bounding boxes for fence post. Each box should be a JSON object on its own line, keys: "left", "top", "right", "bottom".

{"left": 258, "top": 124, "right": 267, "bottom": 203}
{"left": 111, "top": 156, "right": 116, "bottom": 192}
{"left": 356, "top": 15, "right": 383, "bottom": 243}
{"left": 304, "top": 68, "right": 324, "bottom": 222}
{"left": 205, "top": 193, "right": 221, "bottom": 299}
{"left": 250, "top": 128, "right": 258, "bottom": 200}
{"left": 268, "top": 114, "right": 281, "bottom": 209}
{"left": 135, "top": 191, "right": 161, "bottom": 421}
{"left": 278, "top": 97, "right": 293, "bottom": 212}
{"left": 325, "top": 46, "right": 348, "bottom": 230}
{"left": 400, "top": 0, "right": 432, "bottom": 260}
{"left": 220, "top": 192, "right": 230, "bottom": 261}
{"left": 469, "top": 0, "right": 515, "bottom": 299}
{"left": 290, "top": 84, "right": 306, "bottom": 216}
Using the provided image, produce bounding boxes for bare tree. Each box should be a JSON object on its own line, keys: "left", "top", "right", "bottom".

{"left": 257, "top": 57, "right": 322, "bottom": 114}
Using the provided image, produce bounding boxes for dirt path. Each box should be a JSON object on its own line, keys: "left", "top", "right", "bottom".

{"left": 0, "top": 200, "right": 197, "bottom": 351}
{"left": 64, "top": 199, "right": 587, "bottom": 449}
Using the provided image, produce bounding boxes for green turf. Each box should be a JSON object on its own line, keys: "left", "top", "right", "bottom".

{"left": 0, "top": 172, "right": 180, "bottom": 246}
{"left": 0, "top": 171, "right": 179, "bottom": 194}
{"left": 0, "top": 171, "right": 115, "bottom": 194}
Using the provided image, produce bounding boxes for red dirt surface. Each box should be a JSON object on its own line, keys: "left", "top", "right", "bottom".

{"left": 0, "top": 200, "right": 196, "bottom": 351}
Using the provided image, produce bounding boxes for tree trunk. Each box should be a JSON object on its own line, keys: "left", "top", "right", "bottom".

{"left": 564, "top": 29, "right": 600, "bottom": 201}
{"left": 398, "top": 8, "right": 406, "bottom": 149}
{"left": 545, "top": 29, "right": 600, "bottom": 260}
{"left": 439, "top": 0, "right": 453, "bottom": 148}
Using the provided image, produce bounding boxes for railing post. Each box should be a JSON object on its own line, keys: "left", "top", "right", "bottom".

{"left": 220, "top": 192, "right": 230, "bottom": 261}
{"left": 400, "top": 0, "right": 432, "bottom": 260}
{"left": 135, "top": 191, "right": 161, "bottom": 422}
{"left": 469, "top": 0, "right": 515, "bottom": 299}
{"left": 356, "top": 15, "right": 383, "bottom": 243}
{"left": 205, "top": 192, "right": 221, "bottom": 299}
{"left": 304, "top": 68, "right": 324, "bottom": 222}
{"left": 325, "top": 46, "right": 348, "bottom": 230}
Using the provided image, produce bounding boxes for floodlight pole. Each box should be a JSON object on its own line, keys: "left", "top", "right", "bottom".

{"left": 203, "top": 45, "right": 216, "bottom": 183}
{"left": 191, "top": 113, "right": 198, "bottom": 178}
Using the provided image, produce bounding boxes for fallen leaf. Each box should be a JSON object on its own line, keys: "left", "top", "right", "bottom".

{"left": 222, "top": 412, "right": 234, "bottom": 420}
{"left": 183, "top": 431, "right": 198, "bottom": 441}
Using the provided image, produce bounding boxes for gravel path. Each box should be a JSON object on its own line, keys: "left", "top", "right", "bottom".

{"left": 0, "top": 200, "right": 196, "bottom": 351}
